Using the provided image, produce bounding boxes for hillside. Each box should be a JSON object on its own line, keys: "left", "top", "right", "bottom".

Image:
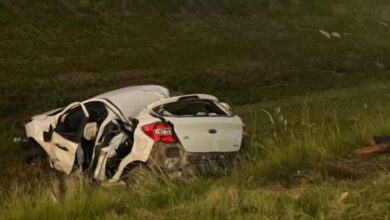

{"left": 1, "top": 0, "right": 390, "bottom": 219}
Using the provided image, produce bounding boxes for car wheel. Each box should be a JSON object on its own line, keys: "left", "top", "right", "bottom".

{"left": 123, "top": 164, "right": 153, "bottom": 187}
{"left": 25, "top": 141, "right": 49, "bottom": 167}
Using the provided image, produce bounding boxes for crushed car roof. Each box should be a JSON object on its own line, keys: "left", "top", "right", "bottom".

{"left": 94, "top": 85, "right": 170, "bottom": 118}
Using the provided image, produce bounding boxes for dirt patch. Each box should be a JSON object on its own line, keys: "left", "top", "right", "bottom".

{"left": 295, "top": 154, "right": 390, "bottom": 184}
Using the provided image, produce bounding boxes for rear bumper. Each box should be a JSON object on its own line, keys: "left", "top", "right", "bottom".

{"left": 147, "top": 142, "right": 240, "bottom": 179}
{"left": 186, "top": 152, "right": 239, "bottom": 175}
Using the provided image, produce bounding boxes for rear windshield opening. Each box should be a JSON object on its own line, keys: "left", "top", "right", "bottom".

{"left": 153, "top": 99, "right": 228, "bottom": 117}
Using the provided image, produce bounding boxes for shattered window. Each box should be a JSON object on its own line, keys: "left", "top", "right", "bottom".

{"left": 154, "top": 100, "right": 228, "bottom": 117}
{"left": 57, "top": 106, "right": 84, "bottom": 134}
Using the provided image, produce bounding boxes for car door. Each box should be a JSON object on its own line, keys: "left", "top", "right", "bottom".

{"left": 50, "top": 103, "right": 90, "bottom": 175}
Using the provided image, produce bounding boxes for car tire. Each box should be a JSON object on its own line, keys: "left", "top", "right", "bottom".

{"left": 123, "top": 164, "right": 153, "bottom": 187}
{"left": 25, "top": 140, "right": 49, "bottom": 167}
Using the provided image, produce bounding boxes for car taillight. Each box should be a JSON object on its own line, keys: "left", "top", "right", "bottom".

{"left": 142, "top": 122, "right": 176, "bottom": 143}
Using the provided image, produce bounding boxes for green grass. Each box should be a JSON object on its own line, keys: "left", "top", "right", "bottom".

{"left": 1, "top": 0, "right": 390, "bottom": 219}
{"left": 3, "top": 83, "right": 390, "bottom": 219}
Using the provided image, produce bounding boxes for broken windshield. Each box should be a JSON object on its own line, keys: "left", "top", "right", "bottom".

{"left": 153, "top": 99, "right": 229, "bottom": 117}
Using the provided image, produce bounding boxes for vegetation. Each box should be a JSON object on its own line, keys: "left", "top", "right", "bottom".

{"left": 1, "top": 0, "right": 390, "bottom": 219}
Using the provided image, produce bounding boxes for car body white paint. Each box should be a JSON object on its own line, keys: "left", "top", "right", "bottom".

{"left": 147, "top": 94, "right": 219, "bottom": 110}
{"left": 107, "top": 113, "right": 159, "bottom": 182}
{"left": 26, "top": 85, "right": 169, "bottom": 176}
{"left": 95, "top": 85, "right": 170, "bottom": 119}
{"left": 24, "top": 85, "right": 244, "bottom": 182}
{"left": 164, "top": 116, "right": 243, "bottom": 153}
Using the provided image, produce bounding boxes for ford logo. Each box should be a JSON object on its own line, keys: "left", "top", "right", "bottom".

{"left": 209, "top": 129, "right": 217, "bottom": 134}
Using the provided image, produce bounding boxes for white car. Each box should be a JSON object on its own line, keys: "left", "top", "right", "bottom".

{"left": 22, "top": 85, "right": 245, "bottom": 183}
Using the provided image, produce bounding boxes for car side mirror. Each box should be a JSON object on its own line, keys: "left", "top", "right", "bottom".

{"left": 220, "top": 102, "right": 232, "bottom": 113}
{"left": 43, "top": 125, "right": 53, "bottom": 142}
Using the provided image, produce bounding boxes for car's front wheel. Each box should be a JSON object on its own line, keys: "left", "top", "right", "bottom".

{"left": 25, "top": 139, "right": 49, "bottom": 167}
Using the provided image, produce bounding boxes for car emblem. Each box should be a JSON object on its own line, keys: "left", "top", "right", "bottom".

{"left": 184, "top": 136, "right": 190, "bottom": 140}
{"left": 209, "top": 129, "right": 217, "bottom": 134}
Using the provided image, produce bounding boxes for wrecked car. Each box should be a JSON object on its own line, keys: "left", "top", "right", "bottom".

{"left": 21, "top": 85, "right": 245, "bottom": 183}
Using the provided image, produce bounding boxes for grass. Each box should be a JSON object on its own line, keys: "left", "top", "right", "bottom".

{"left": 1, "top": 0, "right": 390, "bottom": 219}
{"left": 3, "top": 83, "right": 390, "bottom": 219}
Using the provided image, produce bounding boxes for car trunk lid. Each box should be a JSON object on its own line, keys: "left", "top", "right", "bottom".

{"left": 164, "top": 116, "right": 243, "bottom": 153}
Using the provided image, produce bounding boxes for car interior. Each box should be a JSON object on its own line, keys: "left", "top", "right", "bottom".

{"left": 81, "top": 102, "right": 108, "bottom": 170}
{"left": 55, "top": 102, "right": 109, "bottom": 170}
{"left": 154, "top": 99, "right": 228, "bottom": 117}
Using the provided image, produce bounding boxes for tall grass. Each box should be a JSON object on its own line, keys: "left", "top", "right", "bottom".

{"left": 2, "top": 84, "right": 390, "bottom": 219}
{"left": 233, "top": 85, "right": 390, "bottom": 185}
{"left": 1, "top": 0, "right": 390, "bottom": 218}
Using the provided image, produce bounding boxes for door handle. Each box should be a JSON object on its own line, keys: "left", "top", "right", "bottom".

{"left": 55, "top": 144, "right": 69, "bottom": 151}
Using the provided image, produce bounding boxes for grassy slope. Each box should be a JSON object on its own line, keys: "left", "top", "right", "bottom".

{"left": 1, "top": 0, "right": 390, "bottom": 219}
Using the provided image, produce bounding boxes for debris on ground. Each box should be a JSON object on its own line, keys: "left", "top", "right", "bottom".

{"left": 337, "top": 192, "right": 349, "bottom": 203}
{"left": 331, "top": 32, "right": 341, "bottom": 39}
{"left": 319, "top": 29, "right": 331, "bottom": 39}
{"left": 355, "top": 143, "right": 390, "bottom": 154}
{"left": 379, "top": 21, "right": 389, "bottom": 27}
{"left": 355, "top": 136, "right": 390, "bottom": 155}
{"left": 319, "top": 30, "right": 342, "bottom": 39}
{"left": 376, "top": 62, "right": 386, "bottom": 69}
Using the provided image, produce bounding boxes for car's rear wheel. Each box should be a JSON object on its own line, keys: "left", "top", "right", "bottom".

{"left": 123, "top": 164, "right": 154, "bottom": 187}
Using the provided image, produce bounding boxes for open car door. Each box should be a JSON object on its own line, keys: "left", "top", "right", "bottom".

{"left": 46, "top": 103, "right": 90, "bottom": 174}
